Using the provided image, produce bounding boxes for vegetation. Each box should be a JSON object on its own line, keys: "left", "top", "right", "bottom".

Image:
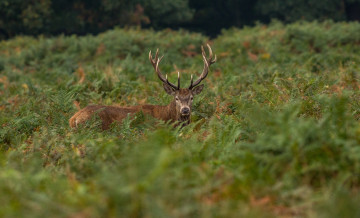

{"left": 1, "top": 0, "right": 360, "bottom": 39}
{"left": 1, "top": 21, "right": 360, "bottom": 217}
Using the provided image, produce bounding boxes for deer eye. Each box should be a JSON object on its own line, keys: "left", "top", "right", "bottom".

{"left": 190, "top": 96, "right": 193, "bottom": 101}
{"left": 175, "top": 97, "right": 179, "bottom": 101}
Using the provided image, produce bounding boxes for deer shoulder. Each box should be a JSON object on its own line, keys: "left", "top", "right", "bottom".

{"left": 69, "top": 44, "right": 216, "bottom": 130}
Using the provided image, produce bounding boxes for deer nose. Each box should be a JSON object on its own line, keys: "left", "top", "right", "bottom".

{"left": 181, "top": 107, "right": 190, "bottom": 115}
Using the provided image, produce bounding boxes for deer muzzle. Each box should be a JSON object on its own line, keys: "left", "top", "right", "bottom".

{"left": 180, "top": 107, "right": 190, "bottom": 115}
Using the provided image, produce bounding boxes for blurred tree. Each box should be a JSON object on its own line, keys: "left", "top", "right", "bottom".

{"left": 0, "top": 0, "right": 146, "bottom": 38}
{"left": 0, "top": 0, "right": 52, "bottom": 38}
{"left": 49, "top": 0, "right": 141, "bottom": 35}
{"left": 0, "top": 0, "right": 359, "bottom": 39}
{"left": 188, "top": 0, "right": 258, "bottom": 36}
{"left": 141, "top": 0, "right": 194, "bottom": 27}
{"left": 345, "top": 0, "right": 360, "bottom": 20}
{"left": 255, "top": 0, "right": 358, "bottom": 22}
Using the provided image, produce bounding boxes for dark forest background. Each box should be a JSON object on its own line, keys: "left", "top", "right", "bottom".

{"left": 1, "top": 0, "right": 360, "bottom": 39}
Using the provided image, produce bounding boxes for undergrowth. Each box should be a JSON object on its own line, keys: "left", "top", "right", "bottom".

{"left": 1, "top": 20, "right": 360, "bottom": 217}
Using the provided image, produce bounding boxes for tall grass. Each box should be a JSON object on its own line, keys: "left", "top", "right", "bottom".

{"left": 1, "top": 21, "right": 360, "bottom": 217}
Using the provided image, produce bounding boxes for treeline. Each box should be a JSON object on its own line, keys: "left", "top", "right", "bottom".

{"left": 1, "top": 0, "right": 360, "bottom": 39}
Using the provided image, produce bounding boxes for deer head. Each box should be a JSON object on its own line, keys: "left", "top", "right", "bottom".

{"left": 149, "top": 44, "right": 216, "bottom": 123}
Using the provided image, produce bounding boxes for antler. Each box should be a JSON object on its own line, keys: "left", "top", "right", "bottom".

{"left": 189, "top": 44, "right": 216, "bottom": 89}
{"left": 149, "top": 49, "right": 180, "bottom": 90}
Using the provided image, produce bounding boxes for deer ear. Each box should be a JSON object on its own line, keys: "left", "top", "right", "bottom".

{"left": 163, "top": 83, "right": 176, "bottom": 96}
{"left": 192, "top": 84, "right": 204, "bottom": 95}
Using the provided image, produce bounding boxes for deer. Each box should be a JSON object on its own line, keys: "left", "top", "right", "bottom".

{"left": 69, "top": 44, "right": 216, "bottom": 130}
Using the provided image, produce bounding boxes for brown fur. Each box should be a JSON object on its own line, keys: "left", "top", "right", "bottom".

{"left": 69, "top": 90, "right": 191, "bottom": 130}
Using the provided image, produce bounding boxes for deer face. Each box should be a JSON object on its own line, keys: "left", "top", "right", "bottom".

{"left": 163, "top": 84, "right": 204, "bottom": 117}
{"left": 149, "top": 44, "right": 216, "bottom": 123}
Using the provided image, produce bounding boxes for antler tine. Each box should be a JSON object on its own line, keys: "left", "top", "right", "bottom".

{"left": 155, "top": 55, "right": 170, "bottom": 84}
{"left": 177, "top": 72, "right": 180, "bottom": 90}
{"left": 206, "top": 44, "right": 217, "bottom": 64}
{"left": 149, "top": 49, "right": 160, "bottom": 68}
{"left": 155, "top": 48, "right": 159, "bottom": 61}
{"left": 189, "top": 44, "right": 216, "bottom": 89}
{"left": 149, "top": 48, "right": 179, "bottom": 90}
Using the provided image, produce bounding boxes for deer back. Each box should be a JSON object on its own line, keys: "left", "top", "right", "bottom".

{"left": 69, "top": 103, "right": 176, "bottom": 130}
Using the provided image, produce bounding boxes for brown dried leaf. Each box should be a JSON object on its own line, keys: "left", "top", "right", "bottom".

{"left": 250, "top": 195, "right": 271, "bottom": 207}
{"left": 73, "top": 101, "right": 81, "bottom": 110}
{"left": 75, "top": 66, "right": 86, "bottom": 84}
{"left": 214, "top": 69, "right": 222, "bottom": 78}
{"left": 219, "top": 52, "right": 230, "bottom": 58}
{"left": 243, "top": 41, "right": 251, "bottom": 49}
{"left": 0, "top": 76, "right": 9, "bottom": 89}
{"left": 96, "top": 43, "right": 106, "bottom": 56}
{"left": 181, "top": 44, "right": 198, "bottom": 57}
{"left": 247, "top": 51, "right": 258, "bottom": 61}
{"left": 138, "top": 98, "right": 147, "bottom": 105}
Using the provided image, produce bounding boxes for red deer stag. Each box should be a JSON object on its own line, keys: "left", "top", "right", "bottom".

{"left": 69, "top": 44, "right": 216, "bottom": 130}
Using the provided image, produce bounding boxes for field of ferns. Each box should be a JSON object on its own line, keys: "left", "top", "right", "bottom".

{"left": 1, "top": 21, "right": 360, "bottom": 217}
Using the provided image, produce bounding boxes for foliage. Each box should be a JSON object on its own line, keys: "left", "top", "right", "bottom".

{"left": 0, "top": 0, "right": 193, "bottom": 39}
{"left": 1, "top": 0, "right": 360, "bottom": 39}
{"left": 0, "top": 0, "right": 52, "bottom": 37}
{"left": 142, "top": 0, "right": 194, "bottom": 27}
{"left": 1, "top": 21, "right": 360, "bottom": 217}
{"left": 256, "top": 0, "right": 350, "bottom": 22}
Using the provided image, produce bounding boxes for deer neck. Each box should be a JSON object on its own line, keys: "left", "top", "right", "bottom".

{"left": 166, "top": 100, "right": 190, "bottom": 126}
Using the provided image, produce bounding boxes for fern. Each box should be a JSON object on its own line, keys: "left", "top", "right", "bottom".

{"left": 0, "top": 22, "right": 360, "bottom": 217}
